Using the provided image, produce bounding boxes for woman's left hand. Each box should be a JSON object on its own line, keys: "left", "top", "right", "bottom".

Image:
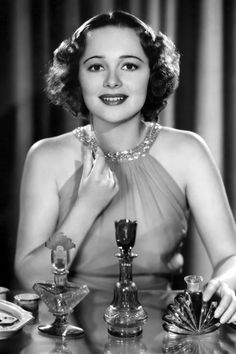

{"left": 203, "top": 278, "right": 236, "bottom": 324}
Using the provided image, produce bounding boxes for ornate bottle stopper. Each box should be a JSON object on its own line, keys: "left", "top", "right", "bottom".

{"left": 33, "top": 232, "right": 89, "bottom": 338}
{"left": 104, "top": 219, "right": 148, "bottom": 338}
{"left": 162, "top": 274, "right": 221, "bottom": 335}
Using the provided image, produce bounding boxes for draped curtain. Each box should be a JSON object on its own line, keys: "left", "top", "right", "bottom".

{"left": 0, "top": 0, "right": 235, "bottom": 288}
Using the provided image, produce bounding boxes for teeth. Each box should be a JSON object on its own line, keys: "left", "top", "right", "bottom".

{"left": 103, "top": 96, "right": 124, "bottom": 102}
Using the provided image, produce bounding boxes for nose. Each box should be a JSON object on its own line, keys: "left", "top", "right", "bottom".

{"left": 103, "top": 69, "right": 122, "bottom": 88}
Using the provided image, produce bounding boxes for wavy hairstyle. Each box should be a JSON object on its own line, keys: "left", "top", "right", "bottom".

{"left": 45, "top": 10, "right": 180, "bottom": 121}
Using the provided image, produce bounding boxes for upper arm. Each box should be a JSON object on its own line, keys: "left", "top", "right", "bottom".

{"left": 184, "top": 134, "right": 236, "bottom": 266}
{"left": 15, "top": 140, "right": 60, "bottom": 263}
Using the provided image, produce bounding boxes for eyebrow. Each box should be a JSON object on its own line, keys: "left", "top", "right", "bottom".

{"left": 82, "top": 55, "right": 145, "bottom": 64}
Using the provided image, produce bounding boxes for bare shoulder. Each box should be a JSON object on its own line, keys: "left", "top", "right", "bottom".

{"left": 154, "top": 125, "right": 213, "bottom": 163}
{"left": 150, "top": 125, "right": 217, "bottom": 192}
{"left": 160, "top": 125, "right": 207, "bottom": 149}
{"left": 26, "top": 131, "right": 83, "bottom": 169}
{"left": 22, "top": 130, "right": 84, "bottom": 191}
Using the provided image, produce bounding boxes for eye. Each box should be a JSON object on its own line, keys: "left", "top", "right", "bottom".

{"left": 88, "top": 64, "right": 104, "bottom": 72}
{"left": 122, "top": 63, "right": 138, "bottom": 71}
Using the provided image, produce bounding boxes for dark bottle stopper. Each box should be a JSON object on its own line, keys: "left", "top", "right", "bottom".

{"left": 115, "top": 219, "right": 137, "bottom": 254}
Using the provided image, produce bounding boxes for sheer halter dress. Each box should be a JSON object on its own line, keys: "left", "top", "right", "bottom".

{"left": 58, "top": 122, "right": 189, "bottom": 291}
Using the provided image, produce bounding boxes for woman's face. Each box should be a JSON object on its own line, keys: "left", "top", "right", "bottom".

{"left": 78, "top": 26, "right": 150, "bottom": 125}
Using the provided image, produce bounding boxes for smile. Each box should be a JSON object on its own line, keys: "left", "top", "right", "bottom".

{"left": 99, "top": 94, "right": 128, "bottom": 106}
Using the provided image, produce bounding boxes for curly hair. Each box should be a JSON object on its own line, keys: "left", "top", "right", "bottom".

{"left": 45, "top": 10, "right": 180, "bottom": 121}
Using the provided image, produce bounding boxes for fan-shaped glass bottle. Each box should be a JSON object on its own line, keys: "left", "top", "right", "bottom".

{"left": 162, "top": 275, "right": 221, "bottom": 335}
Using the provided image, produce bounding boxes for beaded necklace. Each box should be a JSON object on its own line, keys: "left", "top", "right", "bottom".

{"left": 73, "top": 122, "right": 161, "bottom": 162}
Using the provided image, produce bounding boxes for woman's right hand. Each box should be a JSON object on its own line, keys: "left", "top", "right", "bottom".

{"left": 78, "top": 146, "right": 119, "bottom": 215}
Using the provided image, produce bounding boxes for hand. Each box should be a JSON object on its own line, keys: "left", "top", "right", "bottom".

{"left": 167, "top": 252, "right": 184, "bottom": 271}
{"left": 78, "top": 146, "right": 119, "bottom": 215}
{"left": 203, "top": 278, "right": 236, "bottom": 324}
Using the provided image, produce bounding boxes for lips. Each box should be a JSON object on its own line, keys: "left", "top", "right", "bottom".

{"left": 99, "top": 94, "right": 128, "bottom": 106}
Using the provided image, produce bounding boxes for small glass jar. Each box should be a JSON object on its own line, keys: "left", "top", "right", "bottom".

{"left": 14, "top": 293, "right": 40, "bottom": 318}
{"left": 0, "top": 287, "right": 9, "bottom": 300}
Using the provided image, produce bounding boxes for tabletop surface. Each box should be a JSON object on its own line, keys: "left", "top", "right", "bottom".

{"left": 1, "top": 289, "right": 236, "bottom": 354}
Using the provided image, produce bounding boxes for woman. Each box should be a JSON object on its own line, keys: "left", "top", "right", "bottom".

{"left": 15, "top": 10, "right": 236, "bottom": 324}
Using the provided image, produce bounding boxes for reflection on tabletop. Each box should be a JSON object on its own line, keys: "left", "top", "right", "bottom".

{"left": 72, "top": 289, "right": 236, "bottom": 354}
{"left": 1, "top": 289, "right": 236, "bottom": 353}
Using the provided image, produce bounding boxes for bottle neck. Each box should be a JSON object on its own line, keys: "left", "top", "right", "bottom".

{"left": 119, "top": 258, "right": 133, "bottom": 282}
{"left": 54, "top": 271, "right": 68, "bottom": 286}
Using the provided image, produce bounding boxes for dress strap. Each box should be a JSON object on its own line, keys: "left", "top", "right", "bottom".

{"left": 73, "top": 122, "right": 161, "bottom": 162}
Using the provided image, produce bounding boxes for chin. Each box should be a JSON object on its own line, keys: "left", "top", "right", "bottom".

{"left": 93, "top": 110, "right": 143, "bottom": 125}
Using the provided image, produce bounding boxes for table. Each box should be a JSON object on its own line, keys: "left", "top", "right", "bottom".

{"left": 1, "top": 289, "right": 236, "bottom": 353}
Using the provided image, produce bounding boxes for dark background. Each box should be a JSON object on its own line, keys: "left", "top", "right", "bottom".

{"left": 0, "top": 0, "right": 236, "bottom": 289}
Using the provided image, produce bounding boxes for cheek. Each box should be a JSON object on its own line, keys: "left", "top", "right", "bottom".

{"left": 78, "top": 75, "right": 89, "bottom": 95}
{"left": 78, "top": 70, "right": 92, "bottom": 96}
{"left": 79, "top": 75, "right": 102, "bottom": 98}
{"left": 132, "top": 71, "right": 149, "bottom": 92}
{"left": 134, "top": 76, "right": 149, "bottom": 98}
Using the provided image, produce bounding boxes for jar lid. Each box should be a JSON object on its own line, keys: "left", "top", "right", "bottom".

{"left": 14, "top": 293, "right": 40, "bottom": 302}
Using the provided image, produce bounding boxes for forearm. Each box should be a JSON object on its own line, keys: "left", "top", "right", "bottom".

{"left": 15, "top": 199, "right": 99, "bottom": 289}
{"left": 15, "top": 246, "right": 52, "bottom": 290}
{"left": 211, "top": 254, "right": 236, "bottom": 291}
{"left": 55, "top": 198, "right": 100, "bottom": 263}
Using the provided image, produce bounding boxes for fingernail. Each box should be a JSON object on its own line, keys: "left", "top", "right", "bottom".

{"left": 214, "top": 310, "right": 220, "bottom": 318}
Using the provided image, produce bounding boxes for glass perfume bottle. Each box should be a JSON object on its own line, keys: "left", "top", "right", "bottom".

{"left": 162, "top": 274, "right": 221, "bottom": 335}
{"left": 50, "top": 338, "right": 74, "bottom": 354}
{"left": 104, "top": 219, "right": 148, "bottom": 338}
{"left": 33, "top": 232, "right": 89, "bottom": 338}
{"left": 104, "top": 335, "right": 147, "bottom": 354}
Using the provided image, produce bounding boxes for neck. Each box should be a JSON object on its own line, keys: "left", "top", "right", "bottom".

{"left": 91, "top": 116, "right": 146, "bottom": 153}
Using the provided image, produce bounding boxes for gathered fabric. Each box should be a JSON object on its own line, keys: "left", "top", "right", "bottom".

{"left": 58, "top": 124, "right": 189, "bottom": 290}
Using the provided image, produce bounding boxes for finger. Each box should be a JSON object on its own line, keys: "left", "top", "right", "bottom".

{"left": 111, "top": 170, "right": 119, "bottom": 190}
{"left": 228, "top": 312, "right": 236, "bottom": 324}
{"left": 95, "top": 146, "right": 104, "bottom": 158}
{"left": 93, "top": 147, "right": 107, "bottom": 176}
{"left": 214, "top": 289, "right": 233, "bottom": 320}
{"left": 203, "top": 279, "right": 220, "bottom": 302}
{"left": 101, "top": 169, "right": 115, "bottom": 186}
{"left": 102, "top": 167, "right": 112, "bottom": 182}
{"left": 220, "top": 299, "right": 236, "bottom": 323}
{"left": 82, "top": 145, "right": 93, "bottom": 177}
{"left": 167, "top": 253, "right": 184, "bottom": 270}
